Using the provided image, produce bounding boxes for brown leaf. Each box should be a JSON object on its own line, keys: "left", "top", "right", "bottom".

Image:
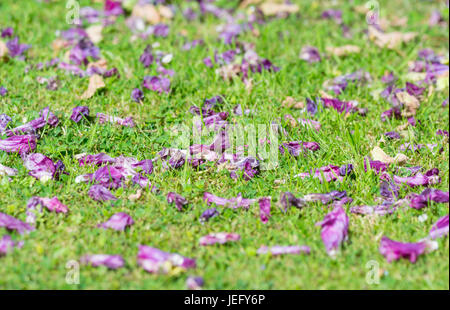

{"left": 217, "top": 64, "right": 241, "bottom": 81}
{"left": 395, "top": 91, "right": 420, "bottom": 117}
{"left": 128, "top": 189, "right": 142, "bottom": 201}
{"left": 326, "top": 45, "right": 361, "bottom": 57}
{"left": 158, "top": 5, "right": 174, "bottom": 19}
{"left": 260, "top": 2, "right": 299, "bottom": 16}
{"left": 52, "top": 38, "right": 69, "bottom": 54}
{"left": 79, "top": 74, "right": 105, "bottom": 99}
{"left": 239, "top": 0, "right": 262, "bottom": 9}
{"left": 132, "top": 4, "right": 161, "bottom": 24}
{"left": 368, "top": 26, "right": 416, "bottom": 49}
{"left": 0, "top": 40, "right": 8, "bottom": 58}
{"left": 370, "top": 146, "right": 408, "bottom": 164}
{"left": 86, "top": 24, "right": 103, "bottom": 44}
{"left": 284, "top": 114, "right": 297, "bottom": 127}
{"left": 319, "top": 90, "right": 333, "bottom": 99}
{"left": 389, "top": 16, "right": 408, "bottom": 27}
{"left": 88, "top": 58, "right": 108, "bottom": 70}
{"left": 282, "top": 96, "right": 304, "bottom": 109}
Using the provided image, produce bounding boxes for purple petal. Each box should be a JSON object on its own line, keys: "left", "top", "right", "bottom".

{"left": 303, "top": 191, "right": 347, "bottom": 205}
{"left": 257, "top": 245, "right": 310, "bottom": 256}
{"left": 203, "top": 192, "right": 256, "bottom": 209}
{"left": 199, "top": 233, "right": 241, "bottom": 246}
{"left": 409, "top": 188, "right": 449, "bottom": 209}
{"left": 0, "top": 235, "right": 23, "bottom": 256}
{"left": 199, "top": 208, "right": 220, "bottom": 223}
{"left": 23, "top": 153, "right": 57, "bottom": 181}
{"left": 167, "top": 192, "right": 188, "bottom": 211}
{"left": 97, "top": 113, "right": 135, "bottom": 127}
{"left": 0, "top": 135, "right": 37, "bottom": 155}
{"left": 0, "top": 212, "right": 34, "bottom": 234}
{"left": 259, "top": 197, "right": 271, "bottom": 224}
{"left": 131, "top": 88, "right": 144, "bottom": 102}
{"left": 279, "top": 192, "right": 305, "bottom": 212}
{"left": 379, "top": 236, "right": 436, "bottom": 263}
{"left": 137, "top": 245, "right": 196, "bottom": 274}
{"left": 384, "top": 131, "right": 401, "bottom": 139}
{"left": 316, "top": 206, "right": 349, "bottom": 256}
{"left": 81, "top": 254, "right": 124, "bottom": 269}
{"left": 98, "top": 212, "right": 134, "bottom": 231}
{"left": 70, "top": 106, "right": 89, "bottom": 123}
{"left": 186, "top": 276, "right": 204, "bottom": 290}
{"left": 300, "top": 46, "right": 321, "bottom": 63}
{"left": 429, "top": 215, "right": 449, "bottom": 239}
{"left": 88, "top": 184, "right": 117, "bottom": 202}
{"left": 142, "top": 75, "right": 170, "bottom": 94}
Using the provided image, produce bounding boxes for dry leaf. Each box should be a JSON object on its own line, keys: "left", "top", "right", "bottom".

{"left": 217, "top": 64, "right": 241, "bottom": 81}
{"left": 128, "top": 189, "right": 142, "bottom": 201}
{"left": 368, "top": 26, "right": 416, "bottom": 49}
{"left": 284, "top": 114, "right": 297, "bottom": 127}
{"left": 326, "top": 45, "right": 361, "bottom": 57}
{"left": 282, "top": 96, "right": 304, "bottom": 109}
{"left": 52, "top": 38, "right": 69, "bottom": 54}
{"left": 319, "top": 90, "right": 333, "bottom": 99}
{"left": 260, "top": 2, "right": 299, "bottom": 16}
{"left": 274, "top": 179, "right": 286, "bottom": 185}
{"left": 395, "top": 91, "right": 420, "bottom": 117}
{"left": 354, "top": 5, "right": 370, "bottom": 14}
{"left": 405, "top": 72, "right": 427, "bottom": 82}
{"left": 86, "top": 24, "right": 103, "bottom": 44}
{"left": 88, "top": 58, "right": 108, "bottom": 70}
{"left": 245, "top": 78, "right": 253, "bottom": 94}
{"left": 0, "top": 40, "right": 8, "bottom": 58}
{"left": 240, "top": 0, "right": 262, "bottom": 9}
{"left": 158, "top": 5, "right": 174, "bottom": 19}
{"left": 132, "top": 4, "right": 161, "bottom": 24}
{"left": 396, "top": 122, "right": 409, "bottom": 131}
{"left": 370, "top": 146, "right": 408, "bottom": 164}
{"left": 389, "top": 16, "right": 408, "bottom": 27}
{"left": 79, "top": 74, "right": 105, "bottom": 99}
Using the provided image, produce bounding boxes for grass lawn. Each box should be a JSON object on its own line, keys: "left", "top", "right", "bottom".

{"left": 0, "top": 0, "right": 448, "bottom": 289}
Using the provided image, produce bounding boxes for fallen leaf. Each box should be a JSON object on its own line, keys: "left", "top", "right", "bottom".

{"left": 389, "top": 16, "right": 408, "bottom": 27}
{"left": 354, "top": 5, "right": 370, "bottom": 14}
{"left": 260, "top": 2, "right": 299, "bottom": 16}
{"left": 0, "top": 40, "right": 8, "bottom": 58}
{"left": 368, "top": 26, "right": 416, "bottom": 49}
{"left": 132, "top": 4, "right": 161, "bottom": 24}
{"left": 326, "top": 45, "right": 361, "bottom": 57}
{"left": 319, "top": 90, "right": 333, "bottom": 99}
{"left": 240, "top": 0, "right": 262, "bottom": 9}
{"left": 79, "top": 74, "right": 105, "bottom": 99}
{"left": 436, "top": 73, "right": 449, "bottom": 91}
{"left": 88, "top": 58, "right": 108, "bottom": 70}
{"left": 282, "top": 96, "right": 304, "bottom": 109}
{"left": 405, "top": 72, "right": 427, "bottom": 82}
{"left": 86, "top": 24, "right": 103, "bottom": 44}
{"left": 284, "top": 114, "right": 297, "bottom": 127}
{"left": 158, "top": 5, "right": 174, "bottom": 19}
{"left": 370, "top": 146, "right": 408, "bottom": 164}
{"left": 52, "top": 38, "right": 69, "bottom": 54}
{"left": 395, "top": 91, "right": 420, "bottom": 117}
{"left": 217, "top": 64, "right": 241, "bottom": 81}
{"left": 396, "top": 123, "right": 409, "bottom": 131}
{"left": 128, "top": 189, "right": 142, "bottom": 201}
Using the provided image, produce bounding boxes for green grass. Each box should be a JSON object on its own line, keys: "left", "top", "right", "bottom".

{"left": 0, "top": 0, "right": 448, "bottom": 289}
